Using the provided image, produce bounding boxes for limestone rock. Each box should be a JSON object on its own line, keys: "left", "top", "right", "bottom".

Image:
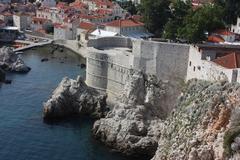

{"left": 92, "top": 71, "right": 166, "bottom": 158}
{"left": 43, "top": 76, "right": 108, "bottom": 120}
{"left": 0, "top": 46, "right": 31, "bottom": 73}
{"left": 151, "top": 80, "right": 240, "bottom": 160}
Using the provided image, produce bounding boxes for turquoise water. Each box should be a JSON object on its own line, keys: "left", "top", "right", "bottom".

{"left": 0, "top": 47, "right": 130, "bottom": 160}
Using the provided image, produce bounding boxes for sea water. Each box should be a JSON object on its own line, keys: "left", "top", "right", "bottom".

{"left": 0, "top": 47, "right": 130, "bottom": 160}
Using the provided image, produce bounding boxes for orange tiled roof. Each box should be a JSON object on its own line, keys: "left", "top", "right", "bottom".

{"left": 104, "top": 19, "right": 144, "bottom": 28}
{"left": 79, "top": 22, "right": 95, "bottom": 30}
{"left": 213, "top": 52, "right": 240, "bottom": 69}
{"left": 93, "top": 0, "right": 114, "bottom": 8}
{"left": 32, "top": 17, "right": 49, "bottom": 23}
{"left": 54, "top": 23, "right": 67, "bottom": 29}
{"left": 208, "top": 35, "right": 225, "bottom": 43}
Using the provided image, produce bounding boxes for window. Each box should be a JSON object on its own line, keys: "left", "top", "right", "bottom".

{"left": 193, "top": 66, "right": 196, "bottom": 71}
{"left": 189, "top": 61, "right": 191, "bottom": 66}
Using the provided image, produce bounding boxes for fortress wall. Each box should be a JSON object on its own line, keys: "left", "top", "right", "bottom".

{"left": 132, "top": 40, "right": 190, "bottom": 81}
{"left": 132, "top": 40, "right": 190, "bottom": 114}
{"left": 86, "top": 49, "right": 133, "bottom": 97}
{"left": 86, "top": 37, "right": 190, "bottom": 110}
{"left": 87, "top": 37, "right": 132, "bottom": 49}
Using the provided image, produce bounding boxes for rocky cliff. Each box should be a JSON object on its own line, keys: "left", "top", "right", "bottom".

{"left": 152, "top": 79, "right": 240, "bottom": 160}
{"left": 0, "top": 46, "right": 31, "bottom": 73}
{"left": 43, "top": 70, "right": 240, "bottom": 160}
{"left": 43, "top": 76, "right": 108, "bottom": 120}
{"left": 92, "top": 72, "right": 167, "bottom": 158}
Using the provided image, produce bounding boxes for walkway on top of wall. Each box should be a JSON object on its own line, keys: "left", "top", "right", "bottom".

{"left": 14, "top": 40, "right": 53, "bottom": 52}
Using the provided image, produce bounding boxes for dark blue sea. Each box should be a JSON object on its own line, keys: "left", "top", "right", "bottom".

{"left": 0, "top": 47, "right": 130, "bottom": 160}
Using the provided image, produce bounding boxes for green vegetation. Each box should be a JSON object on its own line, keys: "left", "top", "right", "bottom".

{"left": 223, "top": 126, "right": 240, "bottom": 156}
{"left": 140, "top": 0, "right": 238, "bottom": 43}
{"left": 116, "top": 1, "right": 137, "bottom": 15}
{"left": 140, "top": 0, "right": 171, "bottom": 37}
{"left": 177, "top": 3, "right": 225, "bottom": 43}
{"left": 43, "top": 23, "right": 54, "bottom": 34}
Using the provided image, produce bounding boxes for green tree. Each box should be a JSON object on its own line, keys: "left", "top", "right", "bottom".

{"left": 178, "top": 4, "right": 225, "bottom": 43}
{"left": 224, "top": 0, "right": 240, "bottom": 24}
{"left": 141, "top": 0, "right": 171, "bottom": 36}
{"left": 163, "top": 0, "right": 191, "bottom": 39}
{"left": 117, "top": 1, "right": 137, "bottom": 15}
{"left": 43, "top": 23, "right": 54, "bottom": 34}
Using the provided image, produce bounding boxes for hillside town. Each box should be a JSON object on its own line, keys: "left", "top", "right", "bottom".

{"left": 2, "top": 1, "right": 240, "bottom": 160}
{"left": 2, "top": 0, "right": 240, "bottom": 97}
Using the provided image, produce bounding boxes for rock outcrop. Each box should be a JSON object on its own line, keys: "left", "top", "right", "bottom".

{"left": 92, "top": 72, "right": 167, "bottom": 158}
{"left": 0, "top": 46, "right": 31, "bottom": 73}
{"left": 152, "top": 79, "right": 240, "bottom": 160}
{"left": 43, "top": 76, "right": 108, "bottom": 120}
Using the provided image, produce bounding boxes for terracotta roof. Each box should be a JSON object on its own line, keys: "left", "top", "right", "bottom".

{"left": 208, "top": 35, "right": 225, "bottom": 43}
{"left": 56, "top": 2, "right": 68, "bottom": 9}
{"left": 2, "top": 12, "right": 12, "bottom": 16}
{"left": 54, "top": 23, "right": 67, "bottom": 29}
{"left": 95, "top": 9, "right": 112, "bottom": 15}
{"left": 70, "top": 0, "right": 87, "bottom": 9}
{"left": 79, "top": 22, "right": 95, "bottom": 30}
{"left": 213, "top": 52, "right": 240, "bottom": 69}
{"left": 104, "top": 19, "right": 144, "bottom": 28}
{"left": 93, "top": 0, "right": 114, "bottom": 8}
{"left": 32, "top": 17, "right": 49, "bottom": 24}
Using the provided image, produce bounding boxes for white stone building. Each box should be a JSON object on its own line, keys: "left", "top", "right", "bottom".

{"left": 104, "top": 19, "right": 152, "bottom": 39}
{"left": 13, "top": 13, "right": 32, "bottom": 31}
{"left": 186, "top": 44, "right": 240, "bottom": 82}
{"left": 231, "top": 17, "right": 240, "bottom": 34}
{"left": 36, "top": 7, "right": 64, "bottom": 24}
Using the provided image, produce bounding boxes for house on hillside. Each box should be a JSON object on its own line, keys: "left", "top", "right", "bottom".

{"left": 31, "top": 17, "right": 52, "bottom": 32}
{"left": 13, "top": 13, "right": 32, "bottom": 31}
{"left": 104, "top": 18, "right": 152, "bottom": 39}
{"left": 186, "top": 44, "right": 240, "bottom": 82}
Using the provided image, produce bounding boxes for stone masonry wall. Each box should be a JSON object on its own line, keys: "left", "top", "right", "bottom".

{"left": 86, "top": 50, "right": 133, "bottom": 100}
{"left": 86, "top": 37, "right": 190, "bottom": 112}
{"left": 132, "top": 40, "right": 190, "bottom": 81}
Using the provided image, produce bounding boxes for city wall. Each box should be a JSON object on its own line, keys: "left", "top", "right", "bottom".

{"left": 86, "top": 37, "right": 134, "bottom": 98}
{"left": 86, "top": 37, "right": 190, "bottom": 109}
{"left": 132, "top": 40, "right": 190, "bottom": 81}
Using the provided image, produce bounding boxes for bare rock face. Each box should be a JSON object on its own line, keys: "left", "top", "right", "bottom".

{"left": 43, "top": 76, "right": 108, "bottom": 120}
{"left": 92, "top": 71, "right": 167, "bottom": 158}
{"left": 152, "top": 80, "right": 240, "bottom": 160}
{"left": 0, "top": 46, "right": 31, "bottom": 73}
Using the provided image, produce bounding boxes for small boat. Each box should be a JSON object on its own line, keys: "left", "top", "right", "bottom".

{"left": 41, "top": 58, "right": 49, "bottom": 62}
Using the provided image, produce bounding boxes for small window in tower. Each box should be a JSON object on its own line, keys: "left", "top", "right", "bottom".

{"left": 193, "top": 66, "right": 196, "bottom": 71}
{"left": 189, "top": 61, "right": 192, "bottom": 66}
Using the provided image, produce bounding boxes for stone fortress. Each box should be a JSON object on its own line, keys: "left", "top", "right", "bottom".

{"left": 86, "top": 37, "right": 190, "bottom": 110}
{"left": 85, "top": 36, "right": 240, "bottom": 104}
